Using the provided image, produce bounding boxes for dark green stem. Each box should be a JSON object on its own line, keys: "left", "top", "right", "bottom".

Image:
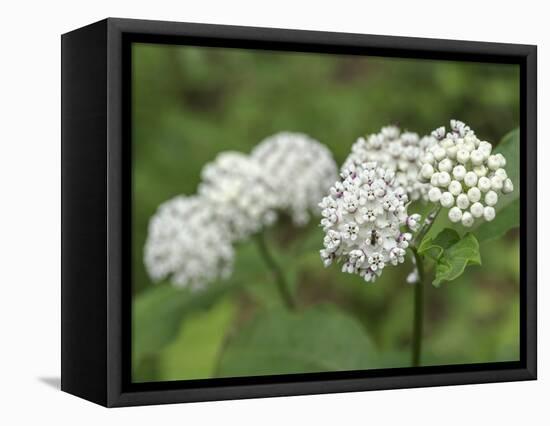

{"left": 410, "top": 205, "right": 441, "bottom": 367}
{"left": 411, "top": 248, "right": 425, "bottom": 367}
{"left": 254, "top": 232, "right": 297, "bottom": 310}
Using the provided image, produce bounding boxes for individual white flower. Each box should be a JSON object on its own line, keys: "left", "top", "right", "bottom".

{"left": 448, "top": 206, "right": 463, "bottom": 223}
{"left": 428, "top": 187, "right": 442, "bottom": 203}
{"left": 342, "top": 126, "right": 437, "bottom": 201}
{"left": 461, "top": 211, "right": 474, "bottom": 227}
{"left": 420, "top": 120, "right": 514, "bottom": 227}
{"left": 319, "top": 162, "right": 417, "bottom": 283}
{"left": 470, "top": 202, "right": 484, "bottom": 218}
{"left": 484, "top": 206, "right": 496, "bottom": 221}
{"left": 251, "top": 132, "right": 338, "bottom": 226}
{"left": 198, "top": 151, "right": 278, "bottom": 240}
{"left": 143, "top": 195, "right": 234, "bottom": 290}
{"left": 440, "top": 192, "right": 454, "bottom": 208}
{"left": 467, "top": 187, "right": 481, "bottom": 203}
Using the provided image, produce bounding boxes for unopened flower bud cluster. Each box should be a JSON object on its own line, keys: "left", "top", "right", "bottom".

{"left": 319, "top": 162, "right": 419, "bottom": 283}
{"left": 342, "top": 126, "right": 437, "bottom": 201}
{"left": 252, "top": 132, "right": 338, "bottom": 226}
{"left": 419, "top": 120, "right": 514, "bottom": 227}
{"left": 144, "top": 196, "right": 234, "bottom": 290}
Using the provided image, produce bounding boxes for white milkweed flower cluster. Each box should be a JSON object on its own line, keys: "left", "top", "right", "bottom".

{"left": 198, "top": 151, "right": 279, "bottom": 240}
{"left": 342, "top": 126, "right": 437, "bottom": 201}
{"left": 252, "top": 132, "right": 338, "bottom": 226}
{"left": 419, "top": 120, "right": 514, "bottom": 227}
{"left": 319, "top": 162, "right": 420, "bottom": 283}
{"left": 143, "top": 195, "right": 234, "bottom": 290}
{"left": 145, "top": 133, "right": 337, "bottom": 290}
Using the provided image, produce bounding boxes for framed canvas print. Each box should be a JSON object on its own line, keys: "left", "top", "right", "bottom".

{"left": 61, "top": 18, "right": 537, "bottom": 407}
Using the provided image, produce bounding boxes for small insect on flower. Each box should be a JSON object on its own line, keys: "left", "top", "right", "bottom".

{"left": 143, "top": 195, "right": 234, "bottom": 291}
{"left": 198, "top": 151, "right": 279, "bottom": 240}
{"left": 251, "top": 132, "right": 338, "bottom": 226}
{"left": 419, "top": 120, "right": 514, "bottom": 227}
{"left": 342, "top": 126, "right": 438, "bottom": 201}
{"left": 319, "top": 162, "right": 418, "bottom": 283}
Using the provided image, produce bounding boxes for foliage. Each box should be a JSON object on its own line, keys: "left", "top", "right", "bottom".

{"left": 133, "top": 281, "right": 236, "bottom": 366}
{"left": 158, "top": 298, "right": 236, "bottom": 381}
{"left": 218, "top": 305, "right": 378, "bottom": 376}
{"left": 419, "top": 229, "right": 481, "bottom": 286}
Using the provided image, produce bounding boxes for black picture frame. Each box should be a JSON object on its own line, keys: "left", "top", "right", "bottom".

{"left": 61, "top": 17, "right": 537, "bottom": 407}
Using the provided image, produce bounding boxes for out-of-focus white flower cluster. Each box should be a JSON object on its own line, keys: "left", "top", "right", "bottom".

{"left": 143, "top": 195, "right": 234, "bottom": 290}
{"left": 319, "top": 162, "right": 420, "bottom": 283}
{"left": 198, "top": 151, "right": 279, "bottom": 240}
{"left": 145, "top": 133, "right": 338, "bottom": 290}
{"left": 342, "top": 126, "right": 437, "bottom": 201}
{"left": 419, "top": 120, "right": 514, "bottom": 227}
{"left": 252, "top": 132, "right": 338, "bottom": 226}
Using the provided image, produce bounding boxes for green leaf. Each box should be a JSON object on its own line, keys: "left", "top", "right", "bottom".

{"left": 158, "top": 298, "right": 236, "bottom": 381}
{"left": 475, "top": 198, "right": 520, "bottom": 242}
{"left": 418, "top": 228, "right": 481, "bottom": 286}
{"left": 132, "top": 239, "right": 269, "bottom": 370}
{"left": 217, "top": 305, "right": 379, "bottom": 377}
{"left": 133, "top": 280, "right": 238, "bottom": 367}
{"left": 418, "top": 228, "right": 460, "bottom": 259}
{"left": 433, "top": 233, "right": 482, "bottom": 286}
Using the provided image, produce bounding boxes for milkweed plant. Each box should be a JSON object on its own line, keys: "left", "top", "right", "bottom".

{"left": 143, "top": 122, "right": 515, "bottom": 367}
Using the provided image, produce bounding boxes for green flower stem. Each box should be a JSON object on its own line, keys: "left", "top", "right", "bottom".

{"left": 413, "top": 205, "right": 441, "bottom": 247}
{"left": 411, "top": 247, "right": 425, "bottom": 367}
{"left": 254, "top": 232, "right": 297, "bottom": 310}
{"left": 411, "top": 205, "right": 441, "bottom": 367}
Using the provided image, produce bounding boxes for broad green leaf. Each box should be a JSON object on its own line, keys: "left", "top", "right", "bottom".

{"left": 418, "top": 228, "right": 481, "bottom": 286}
{"left": 418, "top": 228, "right": 460, "bottom": 259}
{"left": 475, "top": 198, "right": 520, "bottom": 243}
{"left": 217, "top": 305, "right": 379, "bottom": 377}
{"left": 158, "top": 298, "right": 236, "bottom": 381}
{"left": 133, "top": 280, "right": 238, "bottom": 366}
{"left": 132, "top": 239, "right": 268, "bottom": 367}
{"left": 133, "top": 285, "right": 186, "bottom": 366}
{"left": 433, "top": 233, "right": 481, "bottom": 286}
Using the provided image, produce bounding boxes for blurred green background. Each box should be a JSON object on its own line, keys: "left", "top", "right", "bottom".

{"left": 132, "top": 43, "right": 520, "bottom": 383}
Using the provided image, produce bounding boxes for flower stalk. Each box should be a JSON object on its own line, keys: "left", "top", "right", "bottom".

{"left": 410, "top": 205, "right": 441, "bottom": 367}
{"left": 411, "top": 247, "right": 425, "bottom": 367}
{"left": 412, "top": 205, "right": 441, "bottom": 247}
{"left": 254, "top": 232, "right": 297, "bottom": 310}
